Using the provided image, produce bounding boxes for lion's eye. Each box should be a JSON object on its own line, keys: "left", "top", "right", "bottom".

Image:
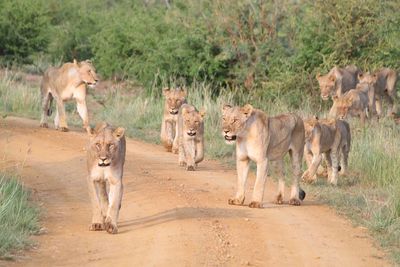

{"left": 109, "top": 144, "right": 115, "bottom": 150}
{"left": 195, "top": 121, "right": 199, "bottom": 124}
{"left": 95, "top": 143, "right": 101, "bottom": 150}
{"left": 222, "top": 118, "right": 226, "bottom": 121}
{"left": 233, "top": 118, "right": 238, "bottom": 123}
{"left": 176, "top": 100, "right": 181, "bottom": 104}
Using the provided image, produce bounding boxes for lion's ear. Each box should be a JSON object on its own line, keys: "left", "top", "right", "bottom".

{"left": 199, "top": 109, "right": 206, "bottom": 119}
{"left": 73, "top": 59, "right": 78, "bottom": 65}
{"left": 113, "top": 127, "right": 125, "bottom": 139}
{"left": 372, "top": 73, "right": 378, "bottom": 83}
{"left": 179, "top": 87, "right": 187, "bottom": 97}
{"left": 222, "top": 104, "right": 232, "bottom": 112}
{"left": 345, "top": 97, "right": 353, "bottom": 106}
{"left": 241, "top": 104, "right": 253, "bottom": 117}
{"left": 329, "top": 75, "right": 336, "bottom": 82}
{"left": 358, "top": 72, "right": 364, "bottom": 80}
{"left": 313, "top": 115, "right": 319, "bottom": 120}
{"left": 332, "top": 95, "right": 339, "bottom": 102}
{"left": 162, "top": 87, "right": 170, "bottom": 96}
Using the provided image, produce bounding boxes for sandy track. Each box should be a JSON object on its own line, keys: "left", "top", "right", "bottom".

{"left": 0, "top": 117, "right": 389, "bottom": 266}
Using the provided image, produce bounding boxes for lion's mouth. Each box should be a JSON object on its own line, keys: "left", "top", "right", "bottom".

{"left": 98, "top": 162, "right": 110, "bottom": 167}
{"left": 321, "top": 95, "right": 329, "bottom": 100}
{"left": 170, "top": 110, "right": 178, "bottom": 115}
{"left": 224, "top": 135, "right": 236, "bottom": 141}
{"left": 187, "top": 132, "right": 196, "bottom": 136}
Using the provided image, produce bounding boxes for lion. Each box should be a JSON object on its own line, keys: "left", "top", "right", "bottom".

{"left": 87, "top": 122, "right": 126, "bottom": 234}
{"left": 317, "top": 65, "right": 361, "bottom": 100}
{"left": 177, "top": 104, "right": 205, "bottom": 171}
{"left": 40, "top": 59, "right": 99, "bottom": 132}
{"left": 222, "top": 104, "right": 306, "bottom": 208}
{"left": 160, "top": 87, "right": 187, "bottom": 153}
{"left": 329, "top": 87, "right": 370, "bottom": 125}
{"left": 302, "top": 117, "right": 351, "bottom": 185}
{"left": 358, "top": 69, "right": 398, "bottom": 117}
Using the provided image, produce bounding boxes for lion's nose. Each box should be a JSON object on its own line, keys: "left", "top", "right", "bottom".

{"left": 100, "top": 156, "right": 107, "bottom": 161}
{"left": 224, "top": 130, "right": 229, "bottom": 134}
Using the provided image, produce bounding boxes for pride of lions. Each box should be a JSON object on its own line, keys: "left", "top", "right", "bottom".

{"left": 39, "top": 60, "right": 398, "bottom": 234}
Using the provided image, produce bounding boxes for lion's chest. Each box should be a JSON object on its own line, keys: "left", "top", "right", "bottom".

{"left": 60, "top": 84, "right": 86, "bottom": 101}
{"left": 237, "top": 138, "right": 264, "bottom": 162}
{"left": 90, "top": 166, "right": 114, "bottom": 182}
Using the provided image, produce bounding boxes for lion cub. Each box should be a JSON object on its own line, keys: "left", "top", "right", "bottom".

{"left": 160, "top": 87, "right": 187, "bottom": 153}
{"left": 329, "top": 86, "right": 371, "bottom": 125}
{"left": 87, "top": 122, "right": 126, "bottom": 234}
{"left": 222, "top": 104, "right": 306, "bottom": 208}
{"left": 177, "top": 104, "right": 205, "bottom": 171}
{"left": 302, "top": 117, "right": 351, "bottom": 185}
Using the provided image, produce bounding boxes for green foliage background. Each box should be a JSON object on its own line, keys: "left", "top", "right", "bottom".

{"left": 0, "top": 0, "right": 399, "bottom": 102}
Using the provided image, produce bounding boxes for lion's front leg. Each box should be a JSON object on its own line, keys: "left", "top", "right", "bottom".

{"left": 249, "top": 159, "right": 268, "bottom": 208}
{"left": 76, "top": 98, "right": 90, "bottom": 133}
{"left": 302, "top": 153, "right": 322, "bottom": 183}
{"left": 183, "top": 139, "right": 196, "bottom": 171}
{"left": 171, "top": 121, "right": 179, "bottom": 154}
{"left": 55, "top": 98, "right": 68, "bottom": 131}
{"left": 87, "top": 178, "right": 105, "bottom": 231}
{"left": 161, "top": 120, "right": 173, "bottom": 151}
{"left": 105, "top": 178, "right": 123, "bottom": 234}
{"left": 229, "top": 158, "right": 249, "bottom": 206}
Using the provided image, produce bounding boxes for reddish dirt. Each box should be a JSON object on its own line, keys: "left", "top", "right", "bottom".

{"left": 0, "top": 117, "right": 390, "bottom": 266}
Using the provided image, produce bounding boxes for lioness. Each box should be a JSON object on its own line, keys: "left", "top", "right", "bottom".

{"left": 302, "top": 117, "right": 351, "bottom": 185}
{"left": 177, "top": 104, "right": 205, "bottom": 171}
{"left": 40, "top": 59, "right": 99, "bottom": 132}
{"left": 317, "top": 65, "right": 361, "bottom": 100}
{"left": 87, "top": 122, "right": 126, "bottom": 234}
{"left": 358, "top": 69, "right": 398, "bottom": 117}
{"left": 222, "top": 104, "right": 306, "bottom": 208}
{"left": 160, "top": 87, "right": 187, "bottom": 153}
{"left": 329, "top": 85, "right": 371, "bottom": 124}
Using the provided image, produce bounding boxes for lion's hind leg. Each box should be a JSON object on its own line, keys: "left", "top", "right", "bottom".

{"left": 289, "top": 149, "right": 304, "bottom": 205}
{"left": 273, "top": 160, "right": 285, "bottom": 205}
{"left": 40, "top": 91, "right": 53, "bottom": 128}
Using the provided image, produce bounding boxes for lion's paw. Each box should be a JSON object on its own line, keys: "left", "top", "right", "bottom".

{"left": 228, "top": 197, "right": 245, "bottom": 206}
{"left": 40, "top": 123, "right": 48, "bottom": 128}
{"left": 172, "top": 148, "right": 179, "bottom": 154}
{"left": 179, "top": 161, "right": 186, "bottom": 167}
{"left": 186, "top": 165, "right": 195, "bottom": 171}
{"left": 104, "top": 220, "right": 118, "bottom": 234}
{"left": 274, "top": 194, "right": 284, "bottom": 204}
{"left": 58, "top": 127, "right": 69, "bottom": 132}
{"left": 249, "top": 201, "right": 263, "bottom": 208}
{"left": 289, "top": 198, "right": 301, "bottom": 206}
{"left": 89, "top": 223, "right": 104, "bottom": 231}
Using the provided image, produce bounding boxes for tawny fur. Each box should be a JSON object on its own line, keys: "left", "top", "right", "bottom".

{"left": 302, "top": 118, "right": 351, "bottom": 185}
{"left": 160, "top": 87, "right": 187, "bottom": 153}
{"left": 177, "top": 104, "right": 205, "bottom": 171}
{"left": 87, "top": 122, "right": 126, "bottom": 234}
{"left": 358, "top": 68, "right": 398, "bottom": 117}
{"left": 329, "top": 87, "right": 370, "bottom": 125}
{"left": 317, "top": 65, "right": 361, "bottom": 100}
{"left": 222, "top": 104, "right": 306, "bottom": 208}
{"left": 40, "top": 59, "right": 99, "bottom": 132}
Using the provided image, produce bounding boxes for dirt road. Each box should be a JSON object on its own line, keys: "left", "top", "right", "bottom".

{"left": 0, "top": 117, "right": 389, "bottom": 266}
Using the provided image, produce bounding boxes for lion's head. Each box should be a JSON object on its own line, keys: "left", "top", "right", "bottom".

{"left": 181, "top": 106, "right": 205, "bottom": 138}
{"left": 88, "top": 122, "right": 125, "bottom": 167}
{"left": 221, "top": 104, "right": 253, "bottom": 144}
{"left": 163, "top": 87, "right": 186, "bottom": 115}
{"left": 316, "top": 73, "right": 337, "bottom": 100}
{"left": 332, "top": 96, "right": 353, "bottom": 120}
{"left": 358, "top": 72, "right": 378, "bottom": 87}
{"left": 74, "top": 59, "right": 99, "bottom": 88}
{"left": 303, "top": 117, "right": 319, "bottom": 141}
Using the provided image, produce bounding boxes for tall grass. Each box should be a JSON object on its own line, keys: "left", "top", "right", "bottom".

{"left": 0, "top": 173, "right": 40, "bottom": 259}
{"left": 0, "top": 73, "right": 399, "bottom": 263}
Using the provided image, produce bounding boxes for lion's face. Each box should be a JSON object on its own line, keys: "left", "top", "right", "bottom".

{"left": 317, "top": 74, "right": 336, "bottom": 100}
{"left": 332, "top": 96, "right": 352, "bottom": 120}
{"left": 77, "top": 60, "right": 99, "bottom": 88}
{"left": 221, "top": 104, "right": 253, "bottom": 144}
{"left": 358, "top": 72, "right": 378, "bottom": 88}
{"left": 163, "top": 88, "right": 186, "bottom": 115}
{"left": 89, "top": 123, "right": 125, "bottom": 167}
{"left": 182, "top": 108, "right": 205, "bottom": 138}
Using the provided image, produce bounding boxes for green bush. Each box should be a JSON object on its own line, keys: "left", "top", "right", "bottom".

{"left": 0, "top": 0, "right": 50, "bottom": 64}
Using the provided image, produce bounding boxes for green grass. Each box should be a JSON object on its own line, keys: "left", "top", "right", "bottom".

{"left": 0, "top": 173, "right": 40, "bottom": 260}
{"left": 0, "top": 71, "right": 399, "bottom": 263}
